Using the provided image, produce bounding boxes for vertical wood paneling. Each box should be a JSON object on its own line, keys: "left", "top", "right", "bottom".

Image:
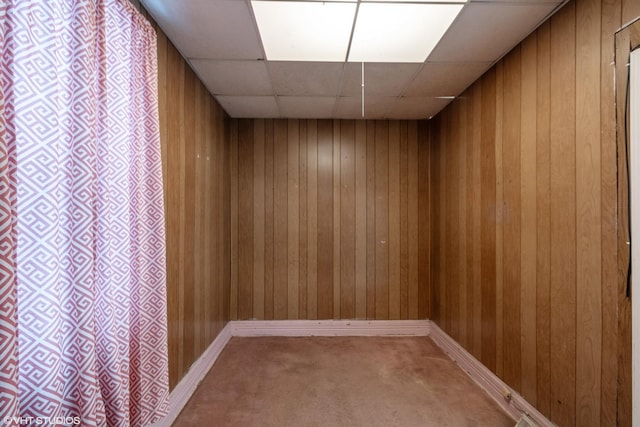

{"left": 575, "top": 0, "right": 602, "bottom": 423}
{"left": 465, "top": 96, "right": 474, "bottom": 350}
{"left": 237, "top": 120, "right": 253, "bottom": 320}
{"left": 264, "top": 120, "right": 275, "bottom": 320}
{"left": 149, "top": 13, "right": 231, "bottom": 388}
{"left": 600, "top": 0, "right": 622, "bottom": 425}
{"left": 193, "top": 83, "right": 204, "bottom": 354}
{"left": 253, "top": 120, "right": 265, "bottom": 320}
{"left": 274, "top": 121, "right": 289, "bottom": 319}
{"left": 340, "top": 121, "right": 356, "bottom": 319}
{"left": 614, "top": 17, "right": 639, "bottom": 427}
{"left": 480, "top": 68, "right": 497, "bottom": 373}
{"left": 417, "top": 122, "right": 429, "bottom": 319}
{"left": 455, "top": 100, "right": 467, "bottom": 347}
{"left": 366, "top": 121, "right": 376, "bottom": 319}
{"left": 288, "top": 120, "right": 300, "bottom": 319}
{"left": 502, "top": 47, "right": 522, "bottom": 389}
{"left": 520, "top": 33, "right": 538, "bottom": 405}
{"left": 375, "top": 121, "right": 390, "bottom": 319}
{"left": 428, "top": 0, "right": 626, "bottom": 424}
{"left": 333, "top": 122, "right": 342, "bottom": 319}
{"left": 430, "top": 119, "right": 441, "bottom": 324}
{"left": 317, "top": 120, "right": 334, "bottom": 319}
{"left": 446, "top": 104, "right": 460, "bottom": 341}
{"left": 471, "top": 83, "right": 483, "bottom": 361}
{"left": 231, "top": 119, "right": 427, "bottom": 320}
{"left": 535, "top": 21, "right": 552, "bottom": 416}
{"left": 389, "top": 121, "right": 401, "bottom": 320}
{"left": 230, "top": 119, "right": 238, "bottom": 321}
{"left": 549, "top": 4, "right": 577, "bottom": 425}
{"left": 400, "top": 122, "right": 409, "bottom": 319}
{"left": 355, "top": 121, "right": 368, "bottom": 319}
{"left": 299, "top": 121, "right": 308, "bottom": 319}
{"left": 494, "top": 62, "right": 505, "bottom": 380}
{"left": 414, "top": 119, "right": 429, "bottom": 320}
{"left": 307, "top": 120, "right": 318, "bottom": 319}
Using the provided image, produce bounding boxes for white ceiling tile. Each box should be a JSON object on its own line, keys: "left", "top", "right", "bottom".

{"left": 278, "top": 96, "right": 336, "bottom": 118}
{"left": 404, "top": 62, "right": 492, "bottom": 97}
{"left": 216, "top": 96, "right": 279, "bottom": 118}
{"left": 190, "top": 60, "right": 272, "bottom": 96}
{"left": 335, "top": 96, "right": 393, "bottom": 119}
{"left": 251, "top": 1, "right": 356, "bottom": 62}
{"left": 143, "top": 0, "right": 565, "bottom": 119}
{"left": 348, "top": 3, "right": 463, "bottom": 63}
{"left": 428, "top": 2, "right": 559, "bottom": 62}
{"left": 269, "top": 62, "right": 344, "bottom": 96}
{"left": 141, "top": 0, "right": 263, "bottom": 59}
{"left": 340, "top": 63, "right": 420, "bottom": 97}
{"left": 387, "top": 97, "right": 453, "bottom": 120}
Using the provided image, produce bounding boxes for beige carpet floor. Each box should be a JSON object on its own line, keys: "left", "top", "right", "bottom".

{"left": 173, "top": 336, "right": 514, "bottom": 427}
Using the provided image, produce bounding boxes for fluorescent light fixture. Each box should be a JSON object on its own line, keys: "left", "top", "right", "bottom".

{"left": 348, "top": 3, "right": 463, "bottom": 62}
{"left": 363, "top": 0, "right": 465, "bottom": 3}
{"left": 251, "top": 1, "right": 357, "bottom": 62}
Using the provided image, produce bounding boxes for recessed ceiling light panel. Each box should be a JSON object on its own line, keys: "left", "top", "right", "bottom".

{"left": 348, "top": 3, "right": 463, "bottom": 63}
{"left": 252, "top": 1, "right": 357, "bottom": 62}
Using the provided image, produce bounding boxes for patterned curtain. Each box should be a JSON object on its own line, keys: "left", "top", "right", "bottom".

{"left": 0, "top": 1, "right": 169, "bottom": 426}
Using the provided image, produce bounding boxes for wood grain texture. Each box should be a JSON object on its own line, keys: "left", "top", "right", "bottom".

{"left": 479, "top": 68, "right": 497, "bottom": 374}
{"left": 299, "top": 121, "right": 308, "bottom": 319}
{"left": 549, "top": 5, "right": 577, "bottom": 425}
{"left": 600, "top": 0, "right": 621, "bottom": 425}
{"left": 274, "top": 121, "right": 289, "bottom": 319}
{"left": 355, "top": 121, "right": 368, "bottom": 319}
{"left": 147, "top": 11, "right": 231, "bottom": 389}
{"left": 307, "top": 120, "right": 318, "bottom": 319}
{"left": 253, "top": 120, "right": 266, "bottom": 320}
{"left": 535, "top": 21, "right": 552, "bottom": 417}
{"left": 264, "top": 120, "right": 275, "bottom": 320}
{"left": 288, "top": 120, "right": 300, "bottom": 319}
{"left": 520, "top": 32, "right": 538, "bottom": 407}
{"left": 614, "top": 16, "right": 640, "bottom": 427}
{"left": 494, "top": 61, "right": 505, "bottom": 380}
{"left": 333, "top": 121, "right": 342, "bottom": 319}
{"left": 375, "top": 121, "right": 390, "bottom": 319}
{"left": 389, "top": 121, "right": 401, "bottom": 320}
{"left": 317, "top": 120, "right": 334, "bottom": 319}
{"left": 340, "top": 121, "right": 356, "bottom": 319}
{"left": 502, "top": 46, "right": 522, "bottom": 390}
{"left": 428, "top": 0, "right": 626, "bottom": 423}
{"left": 237, "top": 120, "right": 254, "bottom": 320}
{"left": 407, "top": 122, "right": 422, "bottom": 319}
{"left": 231, "top": 119, "right": 427, "bottom": 320}
{"left": 575, "top": 0, "right": 602, "bottom": 423}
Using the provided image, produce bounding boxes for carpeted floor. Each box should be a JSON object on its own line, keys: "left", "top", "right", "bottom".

{"left": 173, "top": 336, "right": 514, "bottom": 426}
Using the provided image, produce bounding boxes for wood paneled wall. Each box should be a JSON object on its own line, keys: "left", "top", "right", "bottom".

{"left": 146, "top": 13, "right": 232, "bottom": 389}
{"left": 230, "top": 119, "right": 430, "bottom": 320}
{"left": 615, "top": 15, "right": 640, "bottom": 427}
{"left": 428, "top": 0, "right": 636, "bottom": 425}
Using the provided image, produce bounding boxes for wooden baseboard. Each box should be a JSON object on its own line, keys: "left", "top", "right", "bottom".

{"left": 151, "top": 322, "right": 233, "bottom": 427}
{"left": 429, "top": 322, "right": 555, "bottom": 427}
{"left": 229, "top": 319, "right": 431, "bottom": 337}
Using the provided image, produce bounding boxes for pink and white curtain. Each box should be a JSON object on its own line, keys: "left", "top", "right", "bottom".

{"left": 0, "top": 1, "right": 169, "bottom": 426}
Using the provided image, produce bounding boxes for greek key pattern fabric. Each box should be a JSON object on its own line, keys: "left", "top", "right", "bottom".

{"left": 0, "top": 1, "right": 168, "bottom": 426}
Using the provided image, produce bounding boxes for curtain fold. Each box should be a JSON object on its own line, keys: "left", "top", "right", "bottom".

{"left": 0, "top": 1, "right": 168, "bottom": 426}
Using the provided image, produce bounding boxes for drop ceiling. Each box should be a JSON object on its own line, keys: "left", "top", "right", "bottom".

{"left": 140, "top": 0, "right": 565, "bottom": 120}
